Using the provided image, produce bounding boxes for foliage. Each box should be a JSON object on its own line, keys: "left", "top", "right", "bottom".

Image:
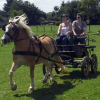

{"left": 80, "top": 0, "right": 100, "bottom": 24}
{"left": 1, "top": 0, "right": 46, "bottom": 25}
{"left": 0, "top": 0, "right": 100, "bottom": 26}
{"left": 54, "top": 6, "right": 59, "bottom": 12}
{"left": 9, "top": 10, "right": 24, "bottom": 17}
{"left": 50, "top": 0, "right": 100, "bottom": 24}
{"left": 3, "top": 0, "right": 14, "bottom": 13}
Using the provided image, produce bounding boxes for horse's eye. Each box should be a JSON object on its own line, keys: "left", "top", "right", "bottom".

{"left": 15, "top": 16, "right": 19, "bottom": 19}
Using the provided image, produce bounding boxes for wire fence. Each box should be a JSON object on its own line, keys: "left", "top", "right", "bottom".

{"left": 31, "top": 25, "right": 58, "bottom": 37}
{"left": 31, "top": 25, "right": 58, "bottom": 32}
{"left": 31, "top": 25, "right": 100, "bottom": 34}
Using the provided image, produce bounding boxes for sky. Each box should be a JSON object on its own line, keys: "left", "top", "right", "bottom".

{"left": 0, "top": 0, "right": 72, "bottom": 13}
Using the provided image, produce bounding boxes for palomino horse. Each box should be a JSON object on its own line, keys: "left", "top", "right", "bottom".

{"left": 1, "top": 14, "right": 68, "bottom": 92}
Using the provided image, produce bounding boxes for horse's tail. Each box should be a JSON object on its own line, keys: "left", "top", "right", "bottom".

{"left": 49, "top": 37, "right": 68, "bottom": 73}
{"left": 38, "top": 35, "right": 68, "bottom": 73}
{"left": 52, "top": 55, "right": 69, "bottom": 73}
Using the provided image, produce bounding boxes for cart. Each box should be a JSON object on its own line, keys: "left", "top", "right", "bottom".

{"left": 43, "top": 34, "right": 98, "bottom": 78}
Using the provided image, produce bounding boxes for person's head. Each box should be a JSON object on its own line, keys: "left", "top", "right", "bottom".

{"left": 61, "top": 14, "right": 68, "bottom": 22}
{"left": 76, "top": 13, "right": 83, "bottom": 21}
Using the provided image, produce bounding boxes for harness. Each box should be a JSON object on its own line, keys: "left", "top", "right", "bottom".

{"left": 3, "top": 22, "right": 64, "bottom": 64}
{"left": 12, "top": 34, "right": 61, "bottom": 63}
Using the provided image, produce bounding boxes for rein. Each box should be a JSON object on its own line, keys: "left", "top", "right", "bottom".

{"left": 12, "top": 36, "right": 30, "bottom": 42}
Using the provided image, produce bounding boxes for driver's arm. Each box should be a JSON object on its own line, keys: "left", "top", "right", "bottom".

{"left": 72, "top": 26, "right": 77, "bottom": 36}
{"left": 80, "top": 27, "right": 87, "bottom": 36}
{"left": 57, "top": 24, "right": 62, "bottom": 36}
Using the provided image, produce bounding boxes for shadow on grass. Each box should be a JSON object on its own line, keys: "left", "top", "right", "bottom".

{"left": 13, "top": 81, "right": 74, "bottom": 100}
{"left": 60, "top": 70, "right": 100, "bottom": 80}
{"left": 13, "top": 71, "right": 100, "bottom": 100}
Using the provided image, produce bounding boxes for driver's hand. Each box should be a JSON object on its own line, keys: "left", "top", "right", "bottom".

{"left": 74, "top": 34, "right": 77, "bottom": 36}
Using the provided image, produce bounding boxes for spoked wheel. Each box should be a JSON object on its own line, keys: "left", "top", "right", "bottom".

{"left": 43, "top": 64, "right": 61, "bottom": 75}
{"left": 81, "top": 56, "right": 90, "bottom": 78}
{"left": 91, "top": 54, "right": 98, "bottom": 73}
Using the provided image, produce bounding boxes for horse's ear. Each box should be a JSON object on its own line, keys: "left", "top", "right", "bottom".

{"left": 9, "top": 17, "right": 13, "bottom": 22}
{"left": 9, "top": 17, "right": 12, "bottom": 20}
{"left": 15, "top": 19, "right": 20, "bottom": 24}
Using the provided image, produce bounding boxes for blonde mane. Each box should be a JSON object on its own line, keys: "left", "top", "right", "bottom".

{"left": 13, "top": 14, "right": 35, "bottom": 37}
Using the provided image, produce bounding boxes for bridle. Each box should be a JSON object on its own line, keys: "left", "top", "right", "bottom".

{"left": 3, "top": 22, "right": 29, "bottom": 42}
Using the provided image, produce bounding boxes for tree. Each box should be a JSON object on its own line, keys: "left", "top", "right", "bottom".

{"left": 9, "top": 10, "right": 24, "bottom": 17}
{"left": 3, "top": 0, "right": 46, "bottom": 25}
{"left": 61, "top": 1, "right": 65, "bottom": 7}
{"left": 1, "top": 0, "right": 100, "bottom": 25}
{"left": 54, "top": 6, "right": 59, "bottom": 12}
{"left": 57, "top": 1, "right": 80, "bottom": 22}
{"left": 80, "top": 0, "right": 99, "bottom": 24}
{"left": 3, "top": 0, "right": 14, "bottom": 12}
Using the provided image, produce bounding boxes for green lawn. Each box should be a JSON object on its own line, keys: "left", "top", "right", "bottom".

{"left": 0, "top": 25, "right": 100, "bottom": 100}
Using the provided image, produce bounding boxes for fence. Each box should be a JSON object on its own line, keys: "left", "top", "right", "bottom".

{"left": 31, "top": 25, "right": 58, "bottom": 37}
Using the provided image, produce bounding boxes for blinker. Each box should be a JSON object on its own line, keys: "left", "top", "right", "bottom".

{"left": 2, "top": 24, "right": 7, "bottom": 31}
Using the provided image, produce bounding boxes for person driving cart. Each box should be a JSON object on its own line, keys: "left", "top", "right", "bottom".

{"left": 55, "top": 14, "right": 72, "bottom": 50}
{"left": 72, "top": 13, "right": 87, "bottom": 44}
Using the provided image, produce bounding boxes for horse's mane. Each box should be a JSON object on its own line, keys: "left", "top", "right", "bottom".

{"left": 12, "top": 14, "right": 35, "bottom": 37}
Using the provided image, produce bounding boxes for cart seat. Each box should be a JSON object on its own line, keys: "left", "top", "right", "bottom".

{"left": 58, "top": 50, "right": 75, "bottom": 53}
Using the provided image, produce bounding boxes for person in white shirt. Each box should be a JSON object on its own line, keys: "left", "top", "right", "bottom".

{"left": 55, "top": 14, "right": 72, "bottom": 50}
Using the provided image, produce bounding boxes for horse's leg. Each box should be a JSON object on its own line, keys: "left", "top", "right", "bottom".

{"left": 49, "top": 68, "right": 54, "bottom": 83}
{"left": 43, "top": 62, "right": 54, "bottom": 83}
{"left": 43, "top": 67, "right": 50, "bottom": 83}
{"left": 28, "top": 64, "right": 35, "bottom": 92}
{"left": 9, "top": 62, "right": 20, "bottom": 91}
{"left": 49, "top": 62, "right": 54, "bottom": 83}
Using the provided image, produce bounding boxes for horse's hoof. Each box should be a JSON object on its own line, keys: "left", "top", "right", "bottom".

{"left": 43, "top": 79, "right": 47, "bottom": 83}
{"left": 28, "top": 87, "right": 34, "bottom": 92}
{"left": 11, "top": 84, "right": 17, "bottom": 91}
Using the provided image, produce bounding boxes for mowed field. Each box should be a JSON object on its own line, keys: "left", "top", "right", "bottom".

{"left": 0, "top": 25, "right": 100, "bottom": 100}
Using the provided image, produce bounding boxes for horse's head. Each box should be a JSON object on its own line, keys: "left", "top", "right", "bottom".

{"left": 1, "top": 14, "right": 31, "bottom": 45}
{"left": 1, "top": 18, "right": 20, "bottom": 44}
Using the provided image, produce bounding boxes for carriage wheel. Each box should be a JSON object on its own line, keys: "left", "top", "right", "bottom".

{"left": 81, "top": 56, "right": 90, "bottom": 78}
{"left": 43, "top": 64, "right": 61, "bottom": 75}
{"left": 91, "top": 54, "right": 98, "bottom": 73}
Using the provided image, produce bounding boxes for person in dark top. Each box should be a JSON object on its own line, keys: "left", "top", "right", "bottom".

{"left": 72, "top": 13, "right": 87, "bottom": 44}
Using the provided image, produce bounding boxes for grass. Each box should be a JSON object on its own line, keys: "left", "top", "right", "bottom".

{"left": 0, "top": 25, "right": 100, "bottom": 100}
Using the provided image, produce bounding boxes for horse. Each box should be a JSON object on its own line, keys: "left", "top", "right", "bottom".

{"left": 1, "top": 14, "right": 68, "bottom": 92}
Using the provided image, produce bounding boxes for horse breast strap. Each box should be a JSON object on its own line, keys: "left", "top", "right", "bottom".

{"left": 12, "top": 35, "right": 43, "bottom": 62}
{"left": 12, "top": 35, "right": 58, "bottom": 63}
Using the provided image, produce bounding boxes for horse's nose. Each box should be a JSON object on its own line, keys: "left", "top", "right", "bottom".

{"left": 1, "top": 36, "right": 6, "bottom": 44}
{"left": 1, "top": 36, "right": 4, "bottom": 42}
